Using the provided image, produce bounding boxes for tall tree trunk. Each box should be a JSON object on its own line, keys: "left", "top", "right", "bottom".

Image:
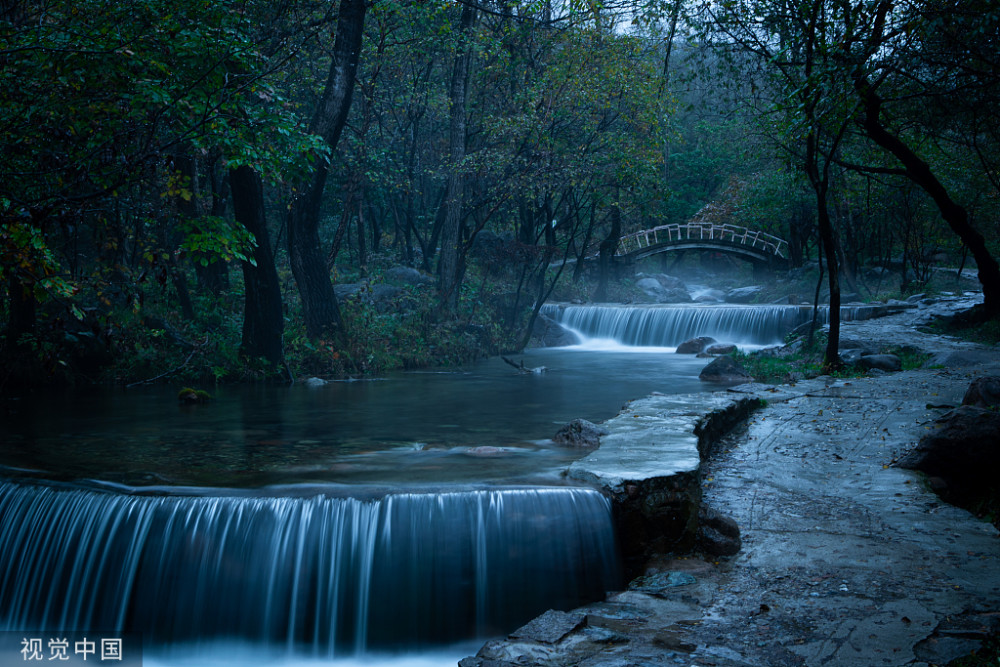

{"left": 805, "top": 131, "right": 842, "bottom": 371}
{"left": 287, "top": 0, "right": 367, "bottom": 338}
{"left": 231, "top": 166, "right": 284, "bottom": 368}
{"left": 857, "top": 84, "right": 1000, "bottom": 314}
{"left": 438, "top": 2, "right": 477, "bottom": 313}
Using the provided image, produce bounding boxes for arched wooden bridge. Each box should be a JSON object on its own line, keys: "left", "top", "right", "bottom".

{"left": 609, "top": 222, "right": 789, "bottom": 267}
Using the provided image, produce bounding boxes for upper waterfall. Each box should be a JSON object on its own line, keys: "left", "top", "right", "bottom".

{"left": 541, "top": 303, "right": 884, "bottom": 348}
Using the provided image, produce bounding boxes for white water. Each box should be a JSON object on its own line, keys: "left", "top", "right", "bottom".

{"left": 0, "top": 481, "right": 620, "bottom": 660}
{"left": 543, "top": 303, "right": 888, "bottom": 349}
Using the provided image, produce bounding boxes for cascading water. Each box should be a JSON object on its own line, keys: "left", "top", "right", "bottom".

{"left": 542, "top": 303, "right": 886, "bottom": 348}
{"left": 0, "top": 480, "right": 619, "bottom": 657}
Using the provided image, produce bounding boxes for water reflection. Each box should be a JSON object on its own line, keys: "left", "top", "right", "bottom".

{"left": 0, "top": 348, "right": 711, "bottom": 488}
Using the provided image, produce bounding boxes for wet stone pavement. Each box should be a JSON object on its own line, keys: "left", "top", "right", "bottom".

{"left": 463, "top": 305, "right": 1000, "bottom": 667}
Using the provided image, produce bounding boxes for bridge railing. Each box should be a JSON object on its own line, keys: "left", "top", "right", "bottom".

{"left": 616, "top": 222, "right": 788, "bottom": 259}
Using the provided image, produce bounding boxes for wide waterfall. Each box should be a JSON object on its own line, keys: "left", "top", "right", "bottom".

{"left": 542, "top": 303, "right": 883, "bottom": 348}
{"left": 0, "top": 480, "right": 619, "bottom": 655}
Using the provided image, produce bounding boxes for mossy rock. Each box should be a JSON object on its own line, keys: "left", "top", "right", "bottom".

{"left": 178, "top": 387, "right": 212, "bottom": 404}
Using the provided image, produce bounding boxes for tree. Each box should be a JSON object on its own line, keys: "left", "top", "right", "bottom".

{"left": 286, "top": 0, "right": 368, "bottom": 339}
{"left": 437, "top": 2, "right": 478, "bottom": 313}
{"left": 849, "top": 0, "right": 1000, "bottom": 314}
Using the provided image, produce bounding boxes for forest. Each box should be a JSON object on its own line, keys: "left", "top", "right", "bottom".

{"left": 2, "top": 0, "right": 998, "bottom": 388}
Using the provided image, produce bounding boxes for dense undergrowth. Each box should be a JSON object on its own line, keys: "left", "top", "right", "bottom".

{"left": 0, "top": 256, "right": 536, "bottom": 391}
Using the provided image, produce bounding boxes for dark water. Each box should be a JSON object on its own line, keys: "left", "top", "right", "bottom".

{"left": 0, "top": 348, "right": 710, "bottom": 488}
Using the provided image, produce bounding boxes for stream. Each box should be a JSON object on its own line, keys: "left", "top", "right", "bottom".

{"left": 0, "top": 303, "right": 850, "bottom": 666}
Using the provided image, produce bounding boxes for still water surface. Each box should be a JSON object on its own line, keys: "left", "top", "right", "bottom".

{"left": 0, "top": 346, "right": 711, "bottom": 489}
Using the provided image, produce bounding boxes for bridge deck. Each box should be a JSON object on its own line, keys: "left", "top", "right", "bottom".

{"left": 616, "top": 222, "right": 788, "bottom": 260}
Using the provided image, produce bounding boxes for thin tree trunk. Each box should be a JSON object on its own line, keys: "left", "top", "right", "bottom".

{"left": 231, "top": 166, "right": 284, "bottom": 368}
{"left": 805, "top": 131, "right": 842, "bottom": 371}
{"left": 287, "top": 0, "right": 367, "bottom": 338}
{"left": 438, "top": 2, "right": 477, "bottom": 313}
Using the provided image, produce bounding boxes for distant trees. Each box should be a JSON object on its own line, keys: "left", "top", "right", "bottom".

{"left": 2, "top": 0, "right": 997, "bottom": 383}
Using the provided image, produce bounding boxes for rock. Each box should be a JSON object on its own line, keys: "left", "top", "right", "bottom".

{"left": 896, "top": 405, "right": 1000, "bottom": 505}
{"left": 385, "top": 266, "right": 434, "bottom": 286}
{"left": 839, "top": 338, "right": 876, "bottom": 354}
{"left": 694, "top": 292, "right": 725, "bottom": 303}
{"left": 629, "top": 571, "right": 697, "bottom": 596}
{"left": 333, "top": 282, "right": 364, "bottom": 300}
{"left": 636, "top": 272, "right": 686, "bottom": 290}
{"left": 370, "top": 284, "right": 402, "bottom": 312}
{"left": 553, "top": 419, "right": 608, "bottom": 448}
{"left": 726, "top": 286, "right": 763, "bottom": 303}
{"left": 531, "top": 314, "right": 581, "bottom": 347}
{"left": 635, "top": 278, "right": 690, "bottom": 303}
{"left": 178, "top": 387, "right": 212, "bottom": 404}
{"left": 636, "top": 277, "right": 669, "bottom": 301}
{"left": 663, "top": 287, "right": 693, "bottom": 303}
{"left": 962, "top": 376, "right": 1000, "bottom": 408}
{"left": 699, "top": 356, "right": 752, "bottom": 384}
{"left": 676, "top": 336, "right": 717, "bottom": 354}
{"left": 906, "top": 293, "right": 927, "bottom": 304}
{"left": 302, "top": 377, "right": 327, "bottom": 387}
{"left": 931, "top": 350, "right": 1000, "bottom": 368}
{"left": 509, "top": 610, "right": 586, "bottom": 644}
{"left": 859, "top": 353, "right": 902, "bottom": 372}
{"left": 697, "top": 507, "right": 742, "bottom": 556}
{"left": 841, "top": 349, "right": 865, "bottom": 366}
{"left": 704, "top": 343, "right": 736, "bottom": 355}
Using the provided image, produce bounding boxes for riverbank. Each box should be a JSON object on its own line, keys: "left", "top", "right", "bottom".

{"left": 462, "top": 301, "right": 1000, "bottom": 666}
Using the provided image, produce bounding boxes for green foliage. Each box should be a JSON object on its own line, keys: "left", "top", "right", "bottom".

{"left": 178, "top": 216, "right": 258, "bottom": 267}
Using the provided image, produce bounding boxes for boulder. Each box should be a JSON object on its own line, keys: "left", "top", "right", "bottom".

{"left": 699, "top": 356, "right": 753, "bottom": 384}
{"left": 859, "top": 353, "right": 902, "bottom": 372}
{"left": 385, "top": 266, "right": 434, "bottom": 286}
{"left": 931, "top": 350, "right": 1000, "bottom": 368}
{"left": 552, "top": 419, "right": 608, "bottom": 448}
{"left": 704, "top": 343, "right": 737, "bottom": 355}
{"left": 531, "top": 314, "right": 581, "bottom": 348}
{"left": 645, "top": 272, "right": 686, "bottom": 290}
{"left": 896, "top": 405, "right": 1000, "bottom": 505}
{"left": 697, "top": 507, "right": 742, "bottom": 556}
{"left": 962, "top": 376, "right": 1000, "bottom": 408}
{"left": 840, "top": 349, "right": 865, "bottom": 366}
{"left": 693, "top": 291, "right": 725, "bottom": 304}
{"left": 636, "top": 277, "right": 669, "bottom": 301}
{"left": 370, "top": 284, "right": 402, "bottom": 313}
{"left": 334, "top": 282, "right": 364, "bottom": 300}
{"left": 726, "top": 285, "right": 764, "bottom": 303}
{"left": 676, "top": 336, "right": 717, "bottom": 354}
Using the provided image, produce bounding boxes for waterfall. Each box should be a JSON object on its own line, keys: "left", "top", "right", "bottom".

{"left": 0, "top": 480, "right": 619, "bottom": 655}
{"left": 542, "top": 303, "right": 886, "bottom": 348}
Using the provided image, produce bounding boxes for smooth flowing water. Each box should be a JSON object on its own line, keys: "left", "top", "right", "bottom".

{"left": 542, "top": 302, "right": 890, "bottom": 348}
{"left": 0, "top": 303, "right": 819, "bottom": 666}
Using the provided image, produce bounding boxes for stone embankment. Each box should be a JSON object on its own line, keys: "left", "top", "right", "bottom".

{"left": 462, "top": 299, "right": 1000, "bottom": 667}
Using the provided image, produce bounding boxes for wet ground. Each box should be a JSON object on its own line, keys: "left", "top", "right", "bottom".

{"left": 465, "top": 301, "right": 1000, "bottom": 666}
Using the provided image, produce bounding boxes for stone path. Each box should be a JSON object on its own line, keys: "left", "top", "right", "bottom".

{"left": 463, "top": 299, "right": 1000, "bottom": 667}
